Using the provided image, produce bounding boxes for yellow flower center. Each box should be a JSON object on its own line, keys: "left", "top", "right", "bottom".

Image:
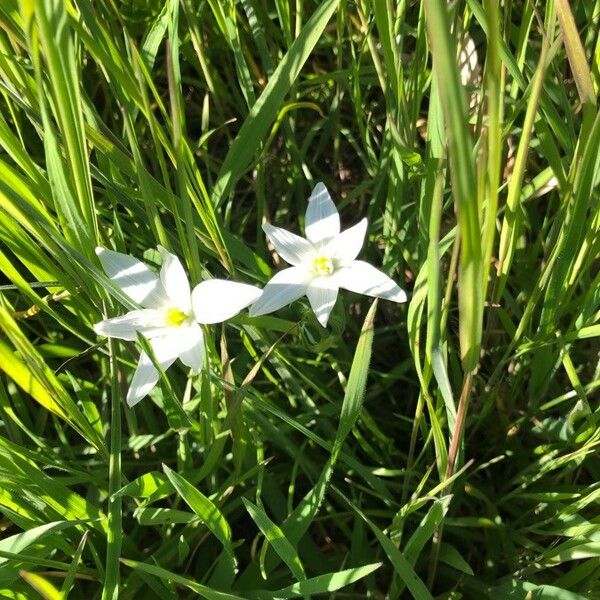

{"left": 165, "top": 307, "right": 188, "bottom": 327}
{"left": 312, "top": 256, "right": 334, "bottom": 276}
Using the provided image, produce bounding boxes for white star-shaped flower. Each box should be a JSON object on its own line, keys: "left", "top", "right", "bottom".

{"left": 93, "top": 246, "right": 261, "bottom": 406}
{"left": 250, "top": 183, "right": 407, "bottom": 327}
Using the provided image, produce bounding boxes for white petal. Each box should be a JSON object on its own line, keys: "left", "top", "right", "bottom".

{"left": 335, "top": 261, "right": 407, "bottom": 303}
{"left": 126, "top": 333, "right": 181, "bottom": 407}
{"left": 329, "top": 218, "right": 368, "bottom": 264}
{"left": 126, "top": 357, "right": 159, "bottom": 408}
{"left": 306, "top": 278, "right": 339, "bottom": 327}
{"left": 305, "top": 182, "right": 340, "bottom": 245}
{"left": 96, "top": 247, "right": 168, "bottom": 308}
{"left": 177, "top": 322, "right": 204, "bottom": 372}
{"left": 158, "top": 246, "right": 191, "bottom": 312}
{"left": 93, "top": 309, "right": 165, "bottom": 341}
{"left": 249, "top": 267, "right": 311, "bottom": 317}
{"left": 191, "top": 279, "right": 262, "bottom": 324}
{"left": 262, "top": 224, "right": 314, "bottom": 267}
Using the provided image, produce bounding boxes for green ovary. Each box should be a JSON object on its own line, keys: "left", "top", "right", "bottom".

{"left": 312, "top": 256, "right": 334, "bottom": 276}
{"left": 165, "top": 307, "right": 188, "bottom": 327}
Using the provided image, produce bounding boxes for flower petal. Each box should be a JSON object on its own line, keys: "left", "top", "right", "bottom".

{"left": 306, "top": 277, "right": 339, "bottom": 327}
{"left": 329, "top": 218, "right": 368, "bottom": 264}
{"left": 249, "top": 267, "right": 311, "bottom": 317}
{"left": 262, "top": 224, "right": 314, "bottom": 267}
{"left": 191, "top": 279, "right": 263, "bottom": 324}
{"left": 93, "top": 309, "right": 165, "bottom": 341}
{"left": 126, "top": 333, "right": 181, "bottom": 407}
{"left": 305, "top": 182, "right": 340, "bottom": 245}
{"left": 96, "top": 247, "right": 168, "bottom": 308}
{"left": 177, "top": 322, "right": 204, "bottom": 372}
{"left": 158, "top": 246, "right": 191, "bottom": 312}
{"left": 335, "top": 260, "right": 407, "bottom": 303}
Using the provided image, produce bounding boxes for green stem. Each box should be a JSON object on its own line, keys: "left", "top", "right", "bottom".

{"left": 102, "top": 337, "right": 122, "bottom": 600}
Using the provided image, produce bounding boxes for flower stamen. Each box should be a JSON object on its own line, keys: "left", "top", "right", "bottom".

{"left": 165, "top": 307, "right": 188, "bottom": 327}
{"left": 312, "top": 256, "right": 334, "bottom": 276}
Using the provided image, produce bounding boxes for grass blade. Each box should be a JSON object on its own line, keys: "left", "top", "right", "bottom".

{"left": 120, "top": 558, "right": 245, "bottom": 600}
{"left": 242, "top": 498, "right": 306, "bottom": 581}
{"left": 211, "top": 0, "right": 340, "bottom": 206}
{"left": 423, "top": 0, "right": 481, "bottom": 371}
{"left": 267, "top": 562, "right": 382, "bottom": 598}
{"left": 162, "top": 464, "right": 237, "bottom": 570}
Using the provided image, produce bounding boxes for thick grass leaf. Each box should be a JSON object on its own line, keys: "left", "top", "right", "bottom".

{"left": 19, "top": 571, "right": 61, "bottom": 600}
{"left": 368, "top": 523, "right": 433, "bottom": 600}
{"left": 162, "top": 465, "right": 236, "bottom": 568}
{"left": 280, "top": 459, "right": 334, "bottom": 546}
{"left": 404, "top": 498, "right": 450, "bottom": 566}
{"left": 266, "top": 562, "right": 382, "bottom": 598}
{"left": 242, "top": 498, "right": 305, "bottom": 581}
{"left": 0, "top": 339, "right": 67, "bottom": 420}
{"left": 113, "top": 472, "right": 169, "bottom": 499}
{"left": 438, "top": 542, "right": 474, "bottom": 575}
{"left": 540, "top": 540, "right": 600, "bottom": 567}
{"left": 372, "top": 0, "right": 400, "bottom": 103}
{"left": 0, "top": 521, "right": 81, "bottom": 569}
{"left": 497, "top": 32, "right": 550, "bottom": 295}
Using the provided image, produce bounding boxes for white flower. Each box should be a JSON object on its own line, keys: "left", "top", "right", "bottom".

{"left": 93, "top": 246, "right": 261, "bottom": 407}
{"left": 250, "top": 183, "right": 407, "bottom": 327}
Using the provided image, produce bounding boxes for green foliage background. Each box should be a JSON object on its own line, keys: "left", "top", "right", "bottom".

{"left": 0, "top": 0, "right": 598, "bottom": 598}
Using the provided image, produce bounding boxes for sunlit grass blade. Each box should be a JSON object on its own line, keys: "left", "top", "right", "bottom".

{"left": 242, "top": 497, "right": 305, "bottom": 581}
{"left": 162, "top": 464, "right": 237, "bottom": 573}
{"left": 0, "top": 521, "right": 83, "bottom": 569}
{"left": 25, "top": 0, "right": 98, "bottom": 248}
{"left": 265, "top": 562, "right": 382, "bottom": 598}
{"left": 19, "top": 570, "right": 61, "bottom": 600}
{"left": 555, "top": 0, "right": 596, "bottom": 109}
{"left": 0, "top": 306, "right": 106, "bottom": 454}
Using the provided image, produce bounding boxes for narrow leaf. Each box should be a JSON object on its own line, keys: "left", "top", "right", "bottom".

{"left": 269, "top": 562, "right": 382, "bottom": 598}
{"left": 242, "top": 498, "right": 306, "bottom": 581}
{"left": 162, "top": 465, "right": 236, "bottom": 567}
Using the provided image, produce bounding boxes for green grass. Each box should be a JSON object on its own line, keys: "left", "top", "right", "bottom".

{"left": 0, "top": 0, "right": 599, "bottom": 598}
